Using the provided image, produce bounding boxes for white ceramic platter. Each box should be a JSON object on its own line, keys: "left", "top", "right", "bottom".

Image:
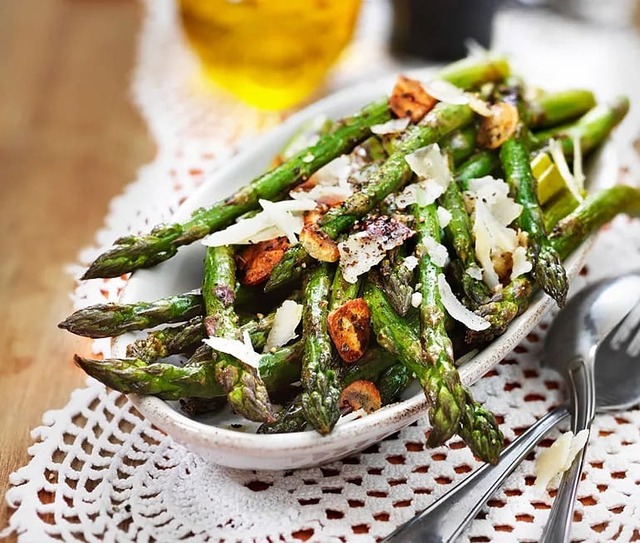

{"left": 113, "top": 71, "right": 617, "bottom": 470}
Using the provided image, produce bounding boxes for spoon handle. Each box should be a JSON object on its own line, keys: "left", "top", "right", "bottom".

{"left": 540, "top": 359, "right": 596, "bottom": 543}
{"left": 381, "top": 406, "right": 570, "bottom": 543}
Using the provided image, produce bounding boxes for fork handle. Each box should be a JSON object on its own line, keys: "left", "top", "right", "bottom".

{"left": 540, "top": 359, "right": 596, "bottom": 543}
{"left": 381, "top": 407, "right": 570, "bottom": 543}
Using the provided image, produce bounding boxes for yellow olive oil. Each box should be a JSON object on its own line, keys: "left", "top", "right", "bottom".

{"left": 179, "top": 0, "right": 362, "bottom": 110}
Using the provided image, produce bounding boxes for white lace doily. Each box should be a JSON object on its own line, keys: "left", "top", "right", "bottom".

{"left": 4, "top": 1, "right": 640, "bottom": 541}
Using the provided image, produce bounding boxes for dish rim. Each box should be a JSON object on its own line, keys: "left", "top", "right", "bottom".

{"left": 111, "top": 69, "right": 616, "bottom": 463}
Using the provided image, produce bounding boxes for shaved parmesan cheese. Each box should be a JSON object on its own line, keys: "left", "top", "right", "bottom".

{"left": 371, "top": 117, "right": 410, "bottom": 135}
{"left": 420, "top": 80, "right": 491, "bottom": 117}
{"left": 535, "top": 429, "right": 589, "bottom": 489}
{"left": 264, "top": 300, "right": 303, "bottom": 352}
{"left": 549, "top": 139, "right": 584, "bottom": 203}
{"left": 468, "top": 96, "right": 492, "bottom": 117}
{"left": 572, "top": 136, "right": 585, "bottom": 190}
{"left": 397, "top": 180, "right": 445, "bottom": 209}
{"left": 203, "top": 335, "right": 262, "bottom": 369}
{"left": 473, "top": 200, "right": 519, "bottom": 288}
{"left": 421, "top": 235, "right": 449, "bottom": 267}
{"left": 201, "top": 199, "right": 315, "bottom": 247}
{"left": 467, "top": 266, "right": 483, "bottom": 281}
{"left": 466, "top": 176, "right": 522, "bottom": 226}
{"left": 403, "top": 255, "right": 419, "bottom": 271}
{"left": 411, "top": 292, "right": 422, "bottom": 307}
{"left": 437, "top": 206, "right": 452, "bottom": 228}
{"left": 398, "top": 144, "right": 453, "bottom": 208}
{"left": 290, "top": 155, "right": 355, "bottom": 205}
{"left": 421, "top": 79, "right": 470, "bottom": 105}
{"left": 339, "top": 217, "right": 414, "bottom": 284}
{"left": 405, "top": 144, "right": 451, "bottom": 186}
{"left": 437, "top": 274, "right": 490, "bottom": 331}
{"left": 259, "top": 199, "right": 302, "bottom": 244}
{"left": 510, "top": 246, "right": 532, "bottom": 280}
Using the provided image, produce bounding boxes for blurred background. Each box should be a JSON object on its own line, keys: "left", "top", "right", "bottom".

{"left": 1, "top": 0, "right": 640, "bottom": 536}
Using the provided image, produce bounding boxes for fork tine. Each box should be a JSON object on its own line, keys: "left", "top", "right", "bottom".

{"left": 608, "top": 303, "right": 640, "bottom": 356}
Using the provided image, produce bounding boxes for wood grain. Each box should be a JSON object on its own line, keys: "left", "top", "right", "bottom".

{"left": 0, "top": 0, "right": 153, "bottom": 537}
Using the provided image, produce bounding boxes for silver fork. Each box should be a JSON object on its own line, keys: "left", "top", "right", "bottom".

{"left": 541, "top": 301, "right": 640, "bottom": 542}
{"left": 381, "top": 295, "right": 640, "bottom": 543}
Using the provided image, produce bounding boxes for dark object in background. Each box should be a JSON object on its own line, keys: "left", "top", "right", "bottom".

{"left": 391, "top": 0, "right": 500, "bottom": 61}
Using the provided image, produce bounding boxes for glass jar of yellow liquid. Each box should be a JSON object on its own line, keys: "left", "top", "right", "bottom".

{"left": 178, "top": 0, "right": 362, "bottom": 111}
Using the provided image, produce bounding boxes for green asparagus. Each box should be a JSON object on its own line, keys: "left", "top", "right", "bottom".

{"left": 501, "top": 126, "right": 568, "bottom": 306}
{"left": 59, "top": 293, "right": 203, "bottom": 338}
{"left": 301, "top": 264, "right": 341, "bottom": 435}
{"left": 203, "top": 246, "right": 274, "bottom": 423}
{"left": 413, "top": 200, "right": 467, "bottom": 446}
{"left": 458, "top": 390, "right": 504, "bottom": 465}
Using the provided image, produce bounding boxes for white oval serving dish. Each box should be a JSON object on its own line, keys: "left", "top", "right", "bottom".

{"left": 113, "top": 71, "right": 617, "bottom": 470}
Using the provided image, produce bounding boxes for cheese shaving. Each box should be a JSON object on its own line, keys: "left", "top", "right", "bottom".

{"left": 473, "top": 200, "right": 519, "bottom": 288}
{"left": 421, "top": 235, "right": 449, "bottom": 267}
{"left": 572, "top": 136, "right": 585, "bottom": 190}
{"left": 421, "top": 79, "right": 470, "bottom": 105}
{"left": 420, "top": 80, "right": 491, "bottom": 117}
{"left": 201, "top": 199, "right": 315, "bottom": 247}
{"left": 405, "top": 144, "right": 451, "bottom": 185}
{"left": 437, "top": 274, "right": 490, "bottom": 331}
{"left": 549, "top": 139, "right": 584, "bottom": 203}
{"left": 403, "top": 255, "right": 419, "bottom": 271}
{"left": 411, "top": 291, "right": 422, "bottom": 308}
{"left": 437, "top": 206, "right": 452, "bottom": 228}
{"left": 202, "top": 336, "right": 262, "bottom": 370}
{"left": 467, "top": 266, "right": 483, "bottom": 281}
{"left": 264, "top": 300, "right": 303, "bottom": 352}
{"left": 466, "top": 176, "right": 522, "bottom": 226}
{"left": 371, "top": 117, "right": 410, "bottom": 135}
{"left": 535, "top": 429, "right": 589, "bottom": 489}
{"left": 510, "top": 246, "right": 532, "bottom": 280}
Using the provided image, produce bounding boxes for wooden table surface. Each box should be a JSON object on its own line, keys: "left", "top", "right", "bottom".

{"left": 0, "top": 0, "right": 154, "bottom": 537}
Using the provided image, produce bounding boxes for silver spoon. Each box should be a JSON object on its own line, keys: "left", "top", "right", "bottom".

{"left": 381, "top": 273, "right": 640, "bottom": 543}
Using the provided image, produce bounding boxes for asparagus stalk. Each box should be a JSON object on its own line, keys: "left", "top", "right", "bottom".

{"left": 257, "top": 398, "right": 307, "bottom": 434}
{"left": 300, "top": 264, "right": 341, "bottom": 435}
{"left": 126, "top": 317, "right": 205, "bottom": 362}
{"left": 436, "top": 147, "right": 505, "bottom": 308}
{"left": 59, "top": 293, "right": 203, "bottom": 338}
{"left": 377, "top": 363, "right": 413, "bottom": 406}
{"left": 82, "top": 100, "right": 393, "bottom": 279}
{"left": 379, "top": 248, "right": 415, "bottom": 316}
{"left": 75, "top": 340, "right": 303, "bottom": 401}
{"left": 363, "top": 279, "right": 464, "bottom": 446}
{"left": 532, "top": 97, "right": 630, "bottom": 155}
{"left": 126, "top": 308, "right": 277, "bottom": 364}
{"left": 501, "top": 127, "right": 568, "bottom": 306}
{"left": 550, "top": 185, "right": 640, "bottom": 257}
{"left": 203, "top": 246, "right": 274, "bottom": 423}
{"left": 442, "top": 126, "right": 477, "bottom": 166}
{"left": 179, "top": 396, "right": 226, "bottom": 417}
{"left": 329, "top": 268, "right": 361, "bottom": 310}
{"left": 74, "top": 355, "right": 224, "bottom": 399}
{"left": 458, "top": 390, "right": 504, "bottom": 465}
{"left": 413, "top": 200, "right": 467, "bottom": 446}
{"left": 526, "top": 89, "right": 596, "bottom": 129}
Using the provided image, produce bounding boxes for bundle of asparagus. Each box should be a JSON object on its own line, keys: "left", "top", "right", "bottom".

{"left": 61, "top": 56, "right": 638, "bottom": 464}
